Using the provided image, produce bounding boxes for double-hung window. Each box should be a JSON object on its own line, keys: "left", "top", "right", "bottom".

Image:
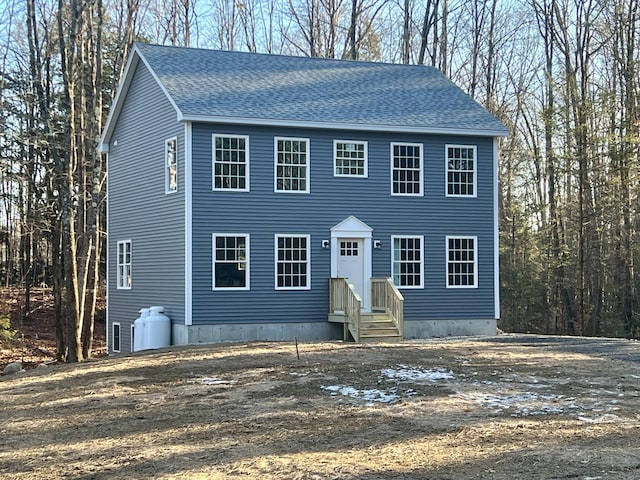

{"left": 213, "top": 234, "right": 249, "bottom": 290}
{"left": 446, "top": 145, "right": 476, "bottom": 197}
{"left": 117, "top": 240, "right": 132, "bottom": 289}
{"left": 392, "top": 235, "right": 424, "bottom": 288}
{"left": 334, "top": 140, "right": 367, "bottom": 177}
{"left": 391, "top": 143, "right": 423, "bottom": 196}
{"left": 275, "top": 137, "right": 309, "bottom": 193}
{"left": 275, "top": 235, "right": 310, "bottom": 290}
{"left": 165, "top": 137, "right": 178, "bottom": 193}
{"left": 213, "top": 134, "right": 249, "bottom": 191}
{"left": 446, "top": 236, "right": 477, "bottom": 288}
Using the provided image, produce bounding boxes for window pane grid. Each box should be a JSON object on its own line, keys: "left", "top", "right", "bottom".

{"left": 392, "top": 237, "right": 422, "bottom": 287}
{"left": 447, "top": 146, "right": 475, "bottom": 196}
{"left": 392, "top": 144, "right": 421, "bottom": 195}
{"left": 214, "top": 235, "right": 248, "bottom": 288}
{"left": 166, "top": 139, "right": 177, "bottom": 193}
{"left": 447, "top": 237, "right": 476, "bottom": 287}
{"left": 276, "top": 236, "right": 309, "bottom": 289}
{"left": 214, "top": 136, "right": 247, "bottom": 190}
{"left": 117, "top": 241, "right": 132, "bottom": 289}
{"left": 276, "top": 139, "right": 308, "bottom": 192}
{"left": 335, "top": 142, "right": 366, "bottom": 176}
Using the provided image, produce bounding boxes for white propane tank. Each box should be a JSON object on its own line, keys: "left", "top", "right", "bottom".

{"left": 133, "top": 308, "right": 150, "bottom": 352}
{"left": 144, "top": 306, "right": 171, "bottom": 349}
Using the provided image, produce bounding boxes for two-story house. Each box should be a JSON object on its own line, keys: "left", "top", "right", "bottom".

{"left": 100, "top": 43, "right": 508, "bottom": 354}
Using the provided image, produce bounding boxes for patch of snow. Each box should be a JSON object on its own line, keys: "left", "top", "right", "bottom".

{"left": 458, "top": 391, "right": 565, "bottom": 416}
{"left": 577, "top": 414, "right": 619, "bottom": 423}
{"left": 199, "top": 378, "right": 237, "bottom": 386}
{"left": 380, "top": 365, "right": 454, "bottom": 382}
{"left": 321, "top": 385, "right": 399, "bottom": 404}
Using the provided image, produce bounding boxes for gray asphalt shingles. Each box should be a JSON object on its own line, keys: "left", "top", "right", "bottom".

{"left": 136, "top": 43, "right": 508, "bottom": 134}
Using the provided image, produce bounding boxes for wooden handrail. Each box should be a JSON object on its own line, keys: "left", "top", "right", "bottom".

{"left": 371, "top": 277, "right": 404, "bottom": 338}
{"left": 329, "top": 277, "right": 362, "bottom": 341}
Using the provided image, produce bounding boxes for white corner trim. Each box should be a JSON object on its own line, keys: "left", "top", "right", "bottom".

{"left": 493, "top": 137, "right": 501, "bottom": 320}
{"left": 185, "top": 122, "right": 193, "bottom": 326}
{"left": 105, "top": 152, "right": 110, "bottom": 352}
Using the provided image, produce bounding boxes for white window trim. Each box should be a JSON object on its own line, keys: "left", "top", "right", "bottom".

{"left": 274, "top": 234, "right": 311, "bottom": 291}
{"left": 446, "top": 235, "right": 478, "bottom": 289}
{"left": 116, "top": 240, "right": 132, "bottom": 290}
{"left": 391, "top": 235, "right": 424, "bottom": 289}
{"left": 445, "top": 144, "right": 477, "bottom": 198}
{"left": 212, "top": 133, "right": 250, "bottom": 192}
{"left": 212, "top": 233, "right": 250, "bottom": 291}
{"left": 112, "top": 322, "right": 121, "bottom": 353}
{"left": 390, "top": 142, "right": 424, "bottom": 197}
{"left": 274, "top": 136, "right": 310, "bottom": 194}
{"left": 333, "top": 140, "right": 368, "bottom": 178}
{"left": 165, "top": 137, "right": 178, "bottom": 194}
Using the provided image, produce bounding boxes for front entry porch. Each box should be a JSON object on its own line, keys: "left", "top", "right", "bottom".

{"left": 328, "top": 277, "right": 404, "bottom": 343}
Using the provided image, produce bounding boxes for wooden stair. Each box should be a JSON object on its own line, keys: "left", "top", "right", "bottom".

{"left": 356, "top": 312, "right": 402, "bottom": 343}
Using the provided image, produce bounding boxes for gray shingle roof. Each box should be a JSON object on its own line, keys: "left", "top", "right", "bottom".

{"left": 133, "top": 43, "right": 508, "bottom": 136}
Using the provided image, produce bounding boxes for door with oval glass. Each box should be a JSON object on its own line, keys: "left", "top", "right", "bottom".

{"left": 336, "top": 238, "right": 365, "bottom": 301}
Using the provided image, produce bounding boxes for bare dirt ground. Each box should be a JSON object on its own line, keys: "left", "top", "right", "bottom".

{"left": 1, "top": 335, "right": 639, "bottom": 479}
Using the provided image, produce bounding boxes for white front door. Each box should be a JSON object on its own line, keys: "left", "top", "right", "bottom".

{"left": 337, "top": 238, "right": 366, "bottom": 301}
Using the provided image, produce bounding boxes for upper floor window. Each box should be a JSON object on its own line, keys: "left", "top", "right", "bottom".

{"left": 392, "top": 235, "right": 424, "bottom": 288}
{"left": 117, "top": 240, "right": 132, "bottom": 289}
{"left": 213, "top": 234, "right": 249, "bottom": 290}
{"left": 165, "top": 137, "right": 178, "bottom": 193}
{"left": 275, "top": 235, "right": 310, "bottom": 290}
{"left": 213, "top": 134, "right": 249, "bottom": 191}
{"left": 446, "top": 236, "right": 477, "bottom": 288}
{"left": 275, "top": 137, "right": 309, "bottom": 193}
{"left": 334, "top": 140, "right": 367, "bottom": 177}
{"left": 446, "top": 145, "right": 476, "bottom": 197}
{"left": 391, "top": 143, "right": 423, "bottom": 196}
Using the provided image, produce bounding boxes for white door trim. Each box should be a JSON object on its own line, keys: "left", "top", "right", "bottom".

{"left": 330, "top": 216, "right": 373, "bottom": 311}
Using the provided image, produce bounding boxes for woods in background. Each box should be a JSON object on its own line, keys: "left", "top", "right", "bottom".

{"left": 0, "top": 0, "right": 638, "bottom": 360}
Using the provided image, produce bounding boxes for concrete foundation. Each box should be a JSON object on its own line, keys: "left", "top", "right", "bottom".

{"left": 171, "top": 318, "right": 496, "bottom": 345}
{"left": 172, "top": 321, "right": 344, "bottom": 345}
{"left": 403, "top": 318, "right": 497, "bottom": 338}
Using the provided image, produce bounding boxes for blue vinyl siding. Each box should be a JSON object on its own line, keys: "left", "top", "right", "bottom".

{"left": 107, "top": 61, "right": 185, "bottom": 352}
{"left": 191, "top": 123, "right": 496, "bottom": 325}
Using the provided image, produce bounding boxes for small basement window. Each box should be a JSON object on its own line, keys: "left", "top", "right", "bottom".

{"left": 112, "top": 322, "right": 121, "bottom": 353}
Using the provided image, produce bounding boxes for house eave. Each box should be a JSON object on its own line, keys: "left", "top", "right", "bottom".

{"left": 179, "top": 114, "right": 510, "bottom": 138}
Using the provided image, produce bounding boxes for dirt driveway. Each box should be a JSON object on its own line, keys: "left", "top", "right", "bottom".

{"left": 1, "top": 334, "right": 639, "bottom": 479}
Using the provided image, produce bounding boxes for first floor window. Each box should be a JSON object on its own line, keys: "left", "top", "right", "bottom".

{"left": 334, "top": 140, "right": 367, "bottom": 177}
{"left": 165, "top": 137, "right": 178, "bottom": 193}
{"left": 391, "top": 143, "right": 423, "bottom": 196}
{"left": 446, "top": 145, "right": 476, "bottom": 197}
{"left": 392, "top": 236, "right": 423, "bottom": 288}
{"left": 446, "top": 236, "right": 477, "bottom": 287}
{"left": 275, "top": 137, "right": 309, "bottom": 192}
{"left": 112, "top": 323, "right": 121, "bottom": 353}
{"left": 213, "top": 134, "right": 249, "bottom": 191}
{"left": 117, "top": 240, "right": 132, "bottom": 289}
{"left": 275, "top": 235, "right": 310, "bottom": 289}
{"left": 213, "top": 234, "right": 249, "bottom": 289}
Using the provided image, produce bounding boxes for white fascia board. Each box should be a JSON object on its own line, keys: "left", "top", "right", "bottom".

{"left": 99, "top": 44, "right": 184, "bottom": 152}
{"left": 180, "top": 114, "right": 510, "bottom": 138}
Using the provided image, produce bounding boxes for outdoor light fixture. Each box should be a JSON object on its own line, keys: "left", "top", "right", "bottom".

{"left": 322, "top": 240, "right": 330, "bottom": 249}
{"left": 374, "top": 240, "right": 382, "bottom": 249}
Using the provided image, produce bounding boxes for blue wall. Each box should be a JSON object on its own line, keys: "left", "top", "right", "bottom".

{"left": 191, "top": 123, "right": 496, "bottom": 325}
